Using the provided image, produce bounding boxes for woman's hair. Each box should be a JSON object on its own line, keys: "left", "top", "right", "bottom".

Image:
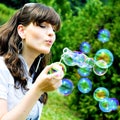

{"left": 0, "top": 3, "right": 61, "bottom": 104}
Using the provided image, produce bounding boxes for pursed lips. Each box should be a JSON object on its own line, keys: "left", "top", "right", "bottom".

{"left": 45, "top": 40, "right": 53, "bottom": 46}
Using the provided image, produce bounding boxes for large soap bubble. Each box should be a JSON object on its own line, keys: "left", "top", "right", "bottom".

{"left": 78, "top": 78, "right": 92, "bottom": 93}
{"left": 99, "top": 98, "right": 112, "bottom": 112}
{"left": 94, "top": 49, "right": 114, "bottom": 68}
{"left": 58, "top": 78, "right": 74, "bottom": 96}
{"left": 93, "top": 87, "right": 109, "bottom": 102}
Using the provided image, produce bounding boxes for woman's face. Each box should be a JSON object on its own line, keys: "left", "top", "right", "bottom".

{"left": 23, "top": 22, "right": 56, "bottom": 54}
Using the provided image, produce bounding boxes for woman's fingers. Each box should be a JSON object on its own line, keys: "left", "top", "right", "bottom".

{"left": 35, "top": 62, "right": 64, "bottom": 92}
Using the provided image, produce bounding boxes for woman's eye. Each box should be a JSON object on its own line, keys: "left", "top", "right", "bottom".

{"left": 40, "top": 25, "right": 46, "bottom": 28}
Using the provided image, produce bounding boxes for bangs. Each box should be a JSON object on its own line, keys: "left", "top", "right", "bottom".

{"left": 20, "top": 3, "right": 61, "bottom": 31}
{"left": 32, "top": 4, "right": 61, "bottom": 31}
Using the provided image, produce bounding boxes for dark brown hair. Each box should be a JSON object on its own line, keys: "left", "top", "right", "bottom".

{"left": 0, "top": 3, "right": 61, "bottom": 104}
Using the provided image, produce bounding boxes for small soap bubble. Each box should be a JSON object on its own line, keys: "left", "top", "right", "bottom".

{"left": 109, "top": 98, "right": 119, "bottom": 111}
{"left": 61, "top": 54, "right": 75, "bottom": 66}
{"left": 79, "top": 42, "right": 91, "bottom": 54}
{"left": 93, "top": 62, "right": 108, "bottom": 76}
{"left": 99, "top": 98, "right": 112, "bottom": 112}
{"left": 49, "top": 62, "right": 66, "bottom": 79}
{"left": 58, "top": 78, "right": 74, "bottom": 96}
{"left": 94, "top": 59, "right": 108, "bottom": 69}
{"left": 98, "top": 29, "right": 110, "bottom": 43}
{"left": 93, "top": 87, "right": 109, "bottom": 102}
{"left": 75, "top": 53, "right": 88, "bottom": 68}
{"left": 85, "top": 57, "right": 95, "bottom": 68}
{"left": 49, "top": 64, "right": 62, "bottom": 74}
{"left": 63, "top": 47, "right": 72, "bottom": 54}
{"left": 78, "top": 78, "right": 92, "bottom": 93}
{"left": 77, "top": 67, "right": 91, "bottom": 77}
{"left": 57, "top": 62, "right": 67, "bottom": 74}
{"left": 61, "top": 48, "right": 76, "bottom": 66}
{"left": 94, "top": 49, "right": 114, "bottom": 68}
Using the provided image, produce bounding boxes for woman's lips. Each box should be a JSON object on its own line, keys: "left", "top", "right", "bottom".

{"left": 46, "top": 40, "right": 53, "bottom": 46}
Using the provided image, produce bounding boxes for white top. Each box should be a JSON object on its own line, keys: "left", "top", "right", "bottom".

{"left": 0, "top": 56, "right": 43, "bottom": 120}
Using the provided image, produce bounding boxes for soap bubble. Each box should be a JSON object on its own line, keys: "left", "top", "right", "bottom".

{"left": 99, "top": 98, "right": 112, "bottom": 112}
{"left": 57, "top": 62, "right": 67, "bottom": 74}
{"left": 98, "top": 29, "right": 110, "bottom": 43}
{"left": 79, "top": 41, "right": 91, "bottom": 54}
{"left": 78, "top": 78, "right": 92, "bottom": 93}
{"left": 93, "top": 62, "right": 108, "bottom": 76}
{"left": 61, "top": 47, "right": 90, "bottom": 68}
{"left": 99, "top": 98, "right": 119, "bottom": 112}
{"left": 93, "top": 87, "right": 109, "bottom": 101}
{"left": 61, "top": 53, "right": 75, "bottom": 66}
{"left": 49, "top": 62, "right": 66, "bottom": 79}
{"left": 94, "top": 49, "right": 114, "bottom": 68}
{"left": 98, "top": 97, "right": 119, "bottom": 112}
{"left": 77, "top": 67, "right": 91, "bottom": 77}
{"left": 74, "top": 53, "right": 88, "bottom": 68}
{"left": 58, "top": 78, "right": 74, "bottom": 96}
{"left": 61, "top": 48, "right": 76, "bottom": 66}
{"left": 85, "top": 57, "right": 95, "bottom": 68}
{"left": 109, "top": 98, "right": 119, "bottom": 111}
{"left": 50, "top": 62, "right": 66, "bottom": 73}
{"left": 94, "top": 59, "right": 108, "bottom": 69}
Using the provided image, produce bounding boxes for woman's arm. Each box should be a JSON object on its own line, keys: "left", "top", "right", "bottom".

{"left": 0, "top": 85, "right": 43, "bottom": 120}
{"left": 0, "top": 63, "right": 62, "bottom": 120}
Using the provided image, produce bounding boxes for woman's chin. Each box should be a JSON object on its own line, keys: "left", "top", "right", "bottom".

{"left": 41, "top": 49, "right": 50, "bottom": 54}
{"left": 37, "top": 47, "right": 51, "bottom": 54}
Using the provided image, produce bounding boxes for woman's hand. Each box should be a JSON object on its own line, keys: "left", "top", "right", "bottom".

{"left": 34, "top": 62, "right": 64, "bottom": 92}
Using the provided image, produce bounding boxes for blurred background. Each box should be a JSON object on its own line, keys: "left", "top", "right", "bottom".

{"left": 0, "top": 0, "right": 120, "bottom": 120}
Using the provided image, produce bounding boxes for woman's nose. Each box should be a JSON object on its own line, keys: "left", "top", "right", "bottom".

{"left": 48, "top": 26, "right": 55, "bottom": 36}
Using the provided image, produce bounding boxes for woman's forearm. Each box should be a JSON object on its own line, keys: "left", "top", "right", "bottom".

{"left": 1, "top": 84, "right": 43, "bottom": 120}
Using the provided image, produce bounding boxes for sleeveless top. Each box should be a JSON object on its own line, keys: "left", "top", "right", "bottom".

{"left": 0, "top": 56, "right": 43, "bottom": 120}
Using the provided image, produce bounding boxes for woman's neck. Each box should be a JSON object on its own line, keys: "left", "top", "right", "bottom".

{"left": 22, "top": 46, "right": 40, "bottom": 69}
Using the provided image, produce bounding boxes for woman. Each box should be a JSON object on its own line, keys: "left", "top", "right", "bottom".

{"left": 0, "top": 3, "right": 64, "bottom": 120}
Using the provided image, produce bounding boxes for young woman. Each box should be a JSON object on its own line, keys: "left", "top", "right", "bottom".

{"left": 0, "top": 3, "right": 64, "bottom": 120}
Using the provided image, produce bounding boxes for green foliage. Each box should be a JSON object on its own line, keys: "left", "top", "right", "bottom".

{"left": 52, "top": 0, "right": 120, "bottom": 119}
{"left": 41, "top": 91, "right": 80, "bottom": 120}
{"left": 0, "top": 4, "right": 15, "bottom": 25}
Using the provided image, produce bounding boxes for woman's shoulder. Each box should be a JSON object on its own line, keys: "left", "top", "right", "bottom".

{"left": 0, "top": 56, "right": 7, "bottom": 69}
{"left": 0, "top": 56, "right": 4, "bottom": 61}
{"left": 0, "top": 56, "right": 14, "bottom": 84}
{"left": 0, "top": 56, "right": 11, "bottom": 71}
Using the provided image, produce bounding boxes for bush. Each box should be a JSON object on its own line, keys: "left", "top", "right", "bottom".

{"left": 0, "top": 4, "right": 15, "bottom": 25}
{"left": 52, "top": 0, "right": 120, "bottom": 119}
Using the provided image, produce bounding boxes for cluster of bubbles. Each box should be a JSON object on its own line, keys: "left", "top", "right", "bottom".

{"left": 56, "top": 28, "right": 119, "bottom": 112}
{"left": 93, "top": 87, "right": 119, "bottom": 112}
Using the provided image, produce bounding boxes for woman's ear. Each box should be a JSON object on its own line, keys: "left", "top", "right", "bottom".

{"left": 17, "top": 24, "right": 26, "bottom": 39}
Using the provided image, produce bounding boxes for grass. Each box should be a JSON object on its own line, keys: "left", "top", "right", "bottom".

{"left": 40, "top": 91, "right": 80, "bottom": 120}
